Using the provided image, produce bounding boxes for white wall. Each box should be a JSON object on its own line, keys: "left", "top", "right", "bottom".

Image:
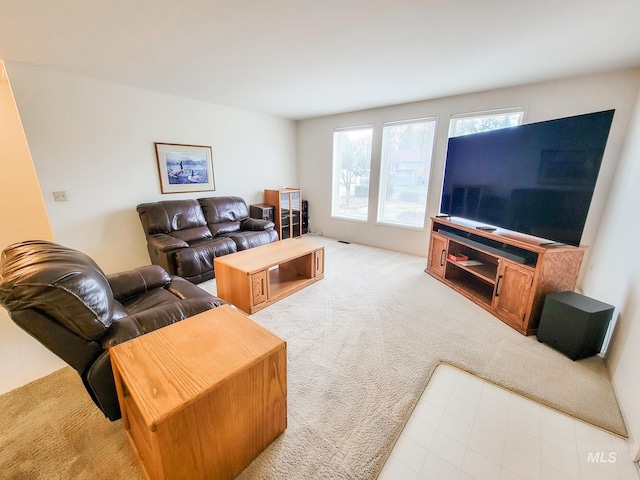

{"left": 0, "top": 60, "right": 63, "bottom": 392}
{"left": 581, "top": 91, "right": 640, "bottom": 460}
{"left": 297, "top": 69, "right": 640, "bottom": 271}
{"left": 5, "top": 62, "right": 298, "bottom": 274}
{"left": 0, "top": 63, "right": 53, "bottom": 246}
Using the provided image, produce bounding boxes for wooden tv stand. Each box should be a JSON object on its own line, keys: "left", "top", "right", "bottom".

{"left": 426, "top": 217, "right": 586, "bottom": 335}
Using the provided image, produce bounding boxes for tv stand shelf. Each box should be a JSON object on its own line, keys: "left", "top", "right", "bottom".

{"left": 426, "top": 217, "right": 586, "bottom": 335}
{"left": 451, "top": 261, "right": 496, "bottom": 284}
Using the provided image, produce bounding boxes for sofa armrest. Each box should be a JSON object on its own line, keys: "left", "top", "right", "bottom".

{"left": 147, "top": 233, "right": 189, "bottom": 252}
{"left": 102, "top": 298, "right": 225, "bottom": 349}
{"left": 107, "top": 265, "right": 171, "bottom": 301}
{"left": 167, "top": 275, "right": 225, "bottom": 301}
{"left": 240, "top": 218, "right": 275, "bottom": 231}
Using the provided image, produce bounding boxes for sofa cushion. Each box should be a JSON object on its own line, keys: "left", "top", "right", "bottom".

{"left": 209, "top": 221, "right": 241, "bottom": 236}
{"left": 174, "top": 237, "right": 237, "bottom": 281}
{"left": 137, "top": 199, "right": 206, "bottom": 234}
{"left": 226, "top": 230, "right": 279, "bottom": 251}
{"left": 199, "top": 196, "right": 249, "bottom": 224}
{"left": 0, "top": 240, "right": 115, "bottom": 341}
{"left": 170, "top": 226, "right": 212, "bottom": 244}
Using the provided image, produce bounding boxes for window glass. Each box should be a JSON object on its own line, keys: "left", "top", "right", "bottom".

{"left": 331, "top": 127, "right": 373, "bottom": 221}
{"left": 449, "top": 109, "right": 524, "bottom": 137}
{"left": 377, "top": 119, "right": 436, "bottom": 228}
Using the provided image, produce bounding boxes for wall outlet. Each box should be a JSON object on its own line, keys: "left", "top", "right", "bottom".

{"left": 53, "top": 191, "right": 68, "bottom": 202}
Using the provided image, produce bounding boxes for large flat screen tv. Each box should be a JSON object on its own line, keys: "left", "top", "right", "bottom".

{"left": 439, "top": 109, "right": 615, "bottom": 246}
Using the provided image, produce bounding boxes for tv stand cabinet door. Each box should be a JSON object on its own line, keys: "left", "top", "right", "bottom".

{"left": 493, "top": 260, "right": 534, "bottom": 332}
{"left": 314, "top": 249, "right": 324, "bottom": 276}
{"left": 251, "top": 270, "right": 268, "bottom": 307}
{"left": 426, "top": 232, "right": 448, "bottom": 278}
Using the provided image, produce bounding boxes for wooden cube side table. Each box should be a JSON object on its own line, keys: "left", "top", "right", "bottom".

{"left": 110, "top": 304, "right": 287, "bottom": 480}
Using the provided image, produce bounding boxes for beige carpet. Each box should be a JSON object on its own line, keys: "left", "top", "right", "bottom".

{"left": 0, "top": 235, "right": 627, "bottom": 479}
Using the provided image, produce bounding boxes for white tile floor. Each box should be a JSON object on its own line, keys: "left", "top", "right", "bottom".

{"left": 378, "top": 364, "right": 639, "bottom": 480}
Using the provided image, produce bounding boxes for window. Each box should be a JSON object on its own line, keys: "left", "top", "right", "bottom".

{"left": 449, "top": 108, "right": 524, "bottom": 137}
{"left": 377, "top": 119, "right": 436, "bottom": 229}
{"left": 331, "top": 126, "right": 373, "bottom": 221}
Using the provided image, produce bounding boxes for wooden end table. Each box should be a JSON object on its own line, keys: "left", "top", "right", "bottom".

{"left": 110, "top": 304, "right": 287, "bottom": 480}
{"left": 214, "top": 238, "right": 324, "bottom": 314}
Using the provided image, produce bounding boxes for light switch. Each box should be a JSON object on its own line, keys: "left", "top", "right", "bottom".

{"left": 53, "top": 191, "right": 68, "bottom": 202}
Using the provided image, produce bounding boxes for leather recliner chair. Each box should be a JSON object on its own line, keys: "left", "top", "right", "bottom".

{"left": 0, "top": 240, "right": 225, "bottom": 420}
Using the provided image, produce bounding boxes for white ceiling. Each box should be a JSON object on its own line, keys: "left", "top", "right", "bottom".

{"left": 1, "top": 0, "right": 640, "bottom": 120}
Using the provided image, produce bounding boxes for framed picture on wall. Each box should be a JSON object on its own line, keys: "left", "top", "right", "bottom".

{"left": 155, "top": 142, "right": 215, "bottom": 193}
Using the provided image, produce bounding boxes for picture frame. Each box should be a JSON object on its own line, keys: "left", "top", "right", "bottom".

{"left": 155, "top": 142, "right": 215, "bottom": 194}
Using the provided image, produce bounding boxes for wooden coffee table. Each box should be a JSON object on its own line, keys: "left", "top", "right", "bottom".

{"left": 214, "top": 238, "right": 324, "bottom": 314}
{"left": 110, "top": 304, "right": 287, "bottom": 480}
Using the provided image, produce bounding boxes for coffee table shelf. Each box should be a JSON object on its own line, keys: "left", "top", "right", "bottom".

{"left": 270, "top": 266, "right": 306, "bottom": 296}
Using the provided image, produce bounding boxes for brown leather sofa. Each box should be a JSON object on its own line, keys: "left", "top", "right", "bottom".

{"left": 0, "top": 240, "right": 225, "bottom": 420}
{"left": 137, "top": 196, "right": 278, "bottom": 283}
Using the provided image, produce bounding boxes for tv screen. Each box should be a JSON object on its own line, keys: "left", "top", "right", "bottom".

{"left": 439, "top": 109, "right": 615, "bottom": 246}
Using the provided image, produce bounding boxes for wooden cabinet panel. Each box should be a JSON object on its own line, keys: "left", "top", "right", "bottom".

{"left": 251, "top": 270, "right": 268, "bottom": 305}
{"left": 426, "top": 232, "right": 448, "bottom": 278}
{"left": 493, "top": 260, "right": 534, "bottom": 329}
{"left": 314, "top": 249, "right": 324, "bottom": 277}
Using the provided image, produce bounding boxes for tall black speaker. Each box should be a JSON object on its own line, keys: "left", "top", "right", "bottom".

{"left": 302, "top": 200, "right": 309, "bottom": 234}
{"left": 537, "top": 291, "right": 614, "bottom": 360}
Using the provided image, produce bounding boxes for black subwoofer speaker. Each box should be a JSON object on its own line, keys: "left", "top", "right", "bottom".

{"left": 537, "top": 291, "right": 614, "bottom": 361}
